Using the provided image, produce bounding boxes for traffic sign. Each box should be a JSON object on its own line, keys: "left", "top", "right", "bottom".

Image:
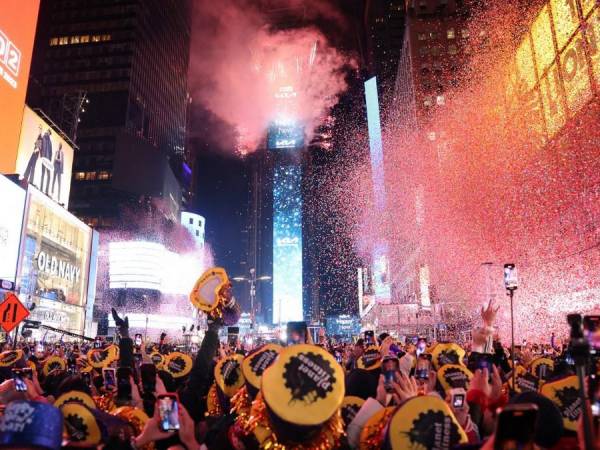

{"left": 0, "top": 293, "right": 30, "bottom": 333}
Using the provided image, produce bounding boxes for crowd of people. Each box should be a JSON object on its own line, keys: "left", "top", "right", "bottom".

{"left": 0, "top": 295, "right": 597, "bottom": 450}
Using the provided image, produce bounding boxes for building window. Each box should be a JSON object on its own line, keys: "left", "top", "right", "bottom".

{"left": 70, "top": 36, "right": 80, "bottom": 44}
{"left": 461, "top": 29, "right": 470, "bottom": 39}
{"left": 431, "top": 47, "right": 441, "bottom": 56}
{"left": 101, "top": 34, "right": 111, "bottom": 41}
{"left": 80, "top": 35, "right": 90, "bottom": 43}
{"left": 85, "top": 171, "right": 97, "bottom": 181}
{"left": 75, "top": 172, "right": 85, "bottom": 181}
{"left": 196, "top": 230, "right": 200, "bottom": 237}
{"left": 436, "top": 95, "right": 445, "bottom": 105}
{"left": 429, "top": 32, "right": 439, "bottom": 40}
{"left": 189, "top": 217, "right": 194, "bottom": 225}
{"left": 423, "top": 96, "right": 433, "bottom": 107}
{"left": 448, "top": 44, "right": 458, "bottom": 55}
{"left": 59, "top": 36, "right": 69, "bottom": 45}
{"left": 418, "top": 32, "right": 427, "bottom": 41}
{"left": 97, "top": 171, "right": 111, "bottom": 180}
{"left": 419, "top": 47, "right": 429, "bottom": 57}
{"left": 447, "top": 28, "right": 455, "bottom": 39}
{"left": 91, "top": 35, "right": 101, "bottom": 42}
{"left": 49, "top": 37, "right": 58, "bottom": 46}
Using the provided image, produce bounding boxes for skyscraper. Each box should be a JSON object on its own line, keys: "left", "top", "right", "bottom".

{"left": 27, "top": 0, "right": 193, "bottom": 226}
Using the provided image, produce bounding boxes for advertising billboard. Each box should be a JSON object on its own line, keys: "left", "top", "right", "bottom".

{"left": 0, "top": 175, "right": 26, "bottom": 284}
{"left": 505, "top": 0, "right": 600, "bottom": 140}
{"left": 16, "top": 188, "right": 91, "bottom": 334}
{"left": 267, "top": 121, "right": 305, "bottom": 150}
{"left": 0, "top": 0, "right": 40, "bottom": 170}
{"left": 15, "top": 107, "right": 75, "bottom": 207}
{"left": 272, "top": 164, "right": 303, "bottom": 324}
{"left": 108, "top": 240, "right": 206, "bottom": 295}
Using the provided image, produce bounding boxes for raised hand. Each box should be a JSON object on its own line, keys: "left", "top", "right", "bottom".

{"left": 481, "top": 299, "right": 500, "bottom": 327}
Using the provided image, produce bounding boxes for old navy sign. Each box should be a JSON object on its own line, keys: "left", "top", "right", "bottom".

{"left": 36, "top": 251, "right": 81, "bottom": 284}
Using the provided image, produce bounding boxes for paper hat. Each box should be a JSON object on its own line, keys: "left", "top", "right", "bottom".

{"left": 262, "top": 344, "right": 345, "bottom": 426}
{"left": 87, "top": 345, "right": 118, "bottom": 369}
{"left": 341, "top": 396, "right": 365, "bottom": 428}
{"left": 54, "top": 390, "right": 97, "bottom": 410}
{"left": 43, "top": 356, "right": 66, "bottom": 376}
{"left": 0, "top": 350, "right": 23, "bottom": 367}
{"left": 61, "top": 403, "right": 103, "bottom": 447}
{"left": 540, "top": 375, "right": 581, "bottom": 431}
{"left": 150, "top": 352, "right": 165, "bottom": 369}
{"left": 214, "top": 353, "right": 245, "bottom": 398}
{"left": 164, "top": 352, "right": 193, "bottom": 378}
{"left": 0, "top": 401, "right": 63, "bottom": 450}
{"left": 241, "top": 343, "right": 282, "bottom": 390}
{"left": 529, "top": 357, "right": 554, "bottom": 379}
{"left": 437, "top": 364, "right": 473, "bottom": 392}
{"left": 386, "top": 395, "right": 468, "bottom": 449}
{"left": 431, "top": 343, "right": 465, "bottom": 370}
{"left": 359, "top": 406, "right": 396, "bottom": 449}
{"left": 112, "top": 406, "right": 149, "bottom": 436}
{"left": 356, "top": 346, "right": 382, "bottom": 371}
{"left": 189, "top": 267, "right": 229, "bottom": 312}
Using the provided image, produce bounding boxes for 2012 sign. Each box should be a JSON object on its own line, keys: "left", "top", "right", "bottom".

{"left": 0, "top": 28, "right": 21, "bottom": 89}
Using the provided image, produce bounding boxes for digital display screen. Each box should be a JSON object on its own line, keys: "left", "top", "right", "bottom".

{"left": 272, "top": 164, "right": 303, "bottom": 324}
{"left": 0, "top": 175, "right": 26, "bottom": 284}
{"left": 267, "top": 121, "right": 305, "bottom": 149}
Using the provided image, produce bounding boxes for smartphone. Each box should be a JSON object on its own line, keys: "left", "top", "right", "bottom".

{"left": 117, "top": 367, "right": 132, "bottom": 400}
{"left": 503, "top": 264, "right": 518, "bottom": 290}
{"left": 140, "top": 363, "right": 156, "bottom": 394}
{"left": 584, "top": 315, "right": 600, "bottom": 355}
{"left": 384, "top": 370, "right": 395, "bottom": 392}
{"left": 134, "top": 334, "right": 143, "bottom": 348}
{"left": 94, "top": 338, "right": 102, "bottom": 349}
{"left": 364, "top": 330, "right": 375, "bottom": 346}
{"left": 468, "top": 352, "right": 495, "bottom": 375}
{"left": 103, "top": 368, "right": 116, "bottom": 391}
{"left": 157, "top": 394, "right": 180, "bottom": 432}
{"left": 415, "top": 355, "right": 431, "bottom": 380}
{"left": 494, "top": 403, "right": 538, "bottom": 450}
{"left": 450, "top": 388, "right": 467, "bottom": 410}
{"left": 416, "top": 338, "right": 427, "bottom": 357}
{"left": 227, "top": 327, "right": 239, "bottom": 348}
{"left": 12, "top": 369, "right": 27, "bottom": 392}
{"left": 287, "top": 322, "right": 308, "bottom": 345}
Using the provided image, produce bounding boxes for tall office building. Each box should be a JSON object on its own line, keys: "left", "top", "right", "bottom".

{"left": 27, "top": 0, "right": 193, "bottom": 226}
{"left": 363, "top": 0, "right": 406, "bottom": 107}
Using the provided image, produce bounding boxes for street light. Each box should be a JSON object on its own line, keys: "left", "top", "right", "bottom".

{"left": 232, "top": 268, "right": 271, "bottom": 330}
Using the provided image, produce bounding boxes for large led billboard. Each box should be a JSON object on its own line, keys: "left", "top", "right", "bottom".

{"left": 16, "top": 187, "right": 92, "bottom": 334}
{"left": 15, "top": 107, "right": 75, "bottom": 207}
{"left": 364, "top": 76, "right": 391, "bottom": 304}
{"left": 272, "top": 164, "right": 303, "bottom": 324}
{"left": 108, "top": 240, "right": 206, "bottom": 295}
{"left": 505, "top": 0, "right": 600, "bottom": 141}
{"left": 0, "top": 175, "right": 26, "bottom": 284}
{"left": 0, "top": 0, "right": 40, "bottom": 170}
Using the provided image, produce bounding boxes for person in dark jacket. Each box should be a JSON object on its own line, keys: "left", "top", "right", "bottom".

{"left": 52, "top": 142, "right": 64, "bottom": 202}
{"left": 40, "top": 128, "right": 53, "bottom": 195}
{"left": 23, "top": 124, "right": 43, "bottom": 186}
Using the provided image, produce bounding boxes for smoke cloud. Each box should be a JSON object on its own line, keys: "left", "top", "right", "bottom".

{"left": 189, "top": 0, "right": 355, "bottom": 154}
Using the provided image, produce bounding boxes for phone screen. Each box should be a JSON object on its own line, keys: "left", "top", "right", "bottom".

{"left": 12, "top": 370, "right": 27, "bottom": 392}
{"left": 584, "top": 316, "right": 600, "bottom": 355}
{"left": 158, "top": 395, "right": 180, "bottom": 432}
{"left": 135, "top": 334, "right": 143, "bottom": 347}
{"left": 453, "top": 393, "right": 465, "bottom": 408}
{"left": 364, "top": 331, "right": 375, "bottom": 346}
{"left": 415, "top": 356, "right": 430, "bottom": 379}
{"left": 384, "top": 370, "right": 395, "bottom": 391}
{"left": 103, "top": 369, "right": 116, "bottom": 390}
